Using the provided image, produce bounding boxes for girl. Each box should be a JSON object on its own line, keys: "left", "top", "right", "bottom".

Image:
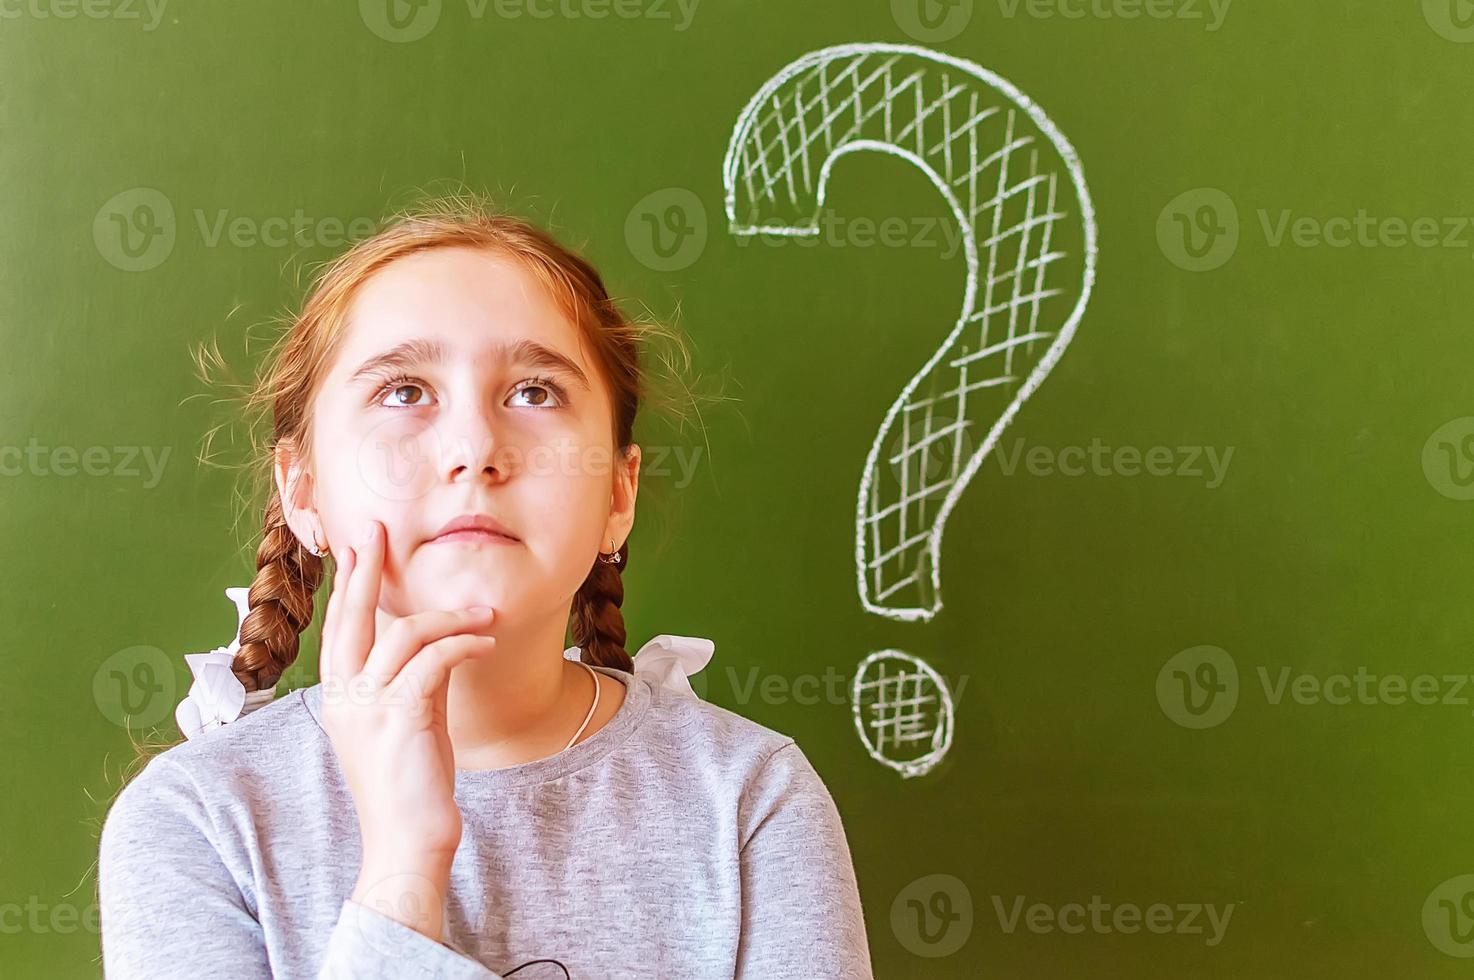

{"left": 96, "top": 196, "right": 873, "bottom": 978}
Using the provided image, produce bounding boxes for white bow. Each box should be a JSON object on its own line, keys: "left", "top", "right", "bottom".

{"left": 564, "top": 634, "right": 715, "bottom": 699}
{"left": 175, "top": 587, "right": 275, "bottom": 741}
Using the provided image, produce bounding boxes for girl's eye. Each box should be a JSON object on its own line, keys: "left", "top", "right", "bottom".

{"left": 507, "top": 376, "right": 568, "bottom": 410}
{"left": 375, "top": 375, "right": 432, "bottom": 408}
{"left": 371, "top": 374, "right": 567, "bottom": 410}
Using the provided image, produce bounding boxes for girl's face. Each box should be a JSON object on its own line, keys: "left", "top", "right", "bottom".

{"left": 280, "top": 245, "right": 638, "bottom": 628}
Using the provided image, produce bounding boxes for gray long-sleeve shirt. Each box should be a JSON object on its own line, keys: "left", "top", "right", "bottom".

{"left": 96, "top": 663, "right": 874, "bottom": 978}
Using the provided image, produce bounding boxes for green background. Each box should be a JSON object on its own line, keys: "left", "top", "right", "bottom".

{"left": 4, "top": 0, "right": 1473, "bottom": 976}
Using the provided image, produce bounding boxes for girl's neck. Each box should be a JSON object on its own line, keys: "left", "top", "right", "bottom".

{"left": 372, "top": 606, "right": 614, "bottom": 771}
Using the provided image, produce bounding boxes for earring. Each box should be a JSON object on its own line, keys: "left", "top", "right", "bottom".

{"left": 598, "top": 536, "right": 622, "bottom": 566}
{"left": 308, "top": 529, "right": 329, "bottom": 558}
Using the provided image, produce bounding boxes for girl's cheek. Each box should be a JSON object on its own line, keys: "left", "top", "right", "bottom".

{"left": 347, "top": 418, "right": 440, "bottom": 503}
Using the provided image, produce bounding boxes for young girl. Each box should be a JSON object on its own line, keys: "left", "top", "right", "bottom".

{"left": 96, "top": 197, "right": 873, "bottom": 978}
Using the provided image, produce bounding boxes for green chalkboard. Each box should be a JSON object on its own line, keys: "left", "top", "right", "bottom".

{"left": 5, "top": 1, "right": 1474, "bottom": 976}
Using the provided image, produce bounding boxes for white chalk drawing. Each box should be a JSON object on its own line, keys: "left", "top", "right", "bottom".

{"left": 723, "top": 42, "right": 1096, "bottom": 776}
{"left": 852, "top": 650, "right": 955, "bottom": 778}
{"left": 723, "top": 41, "right": 1097, "bottom": 622}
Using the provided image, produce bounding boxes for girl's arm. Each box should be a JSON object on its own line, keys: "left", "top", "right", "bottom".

{"left": 735, "top": 742, "right": 875, "bottom": 978}
{"left": 97, "top": 754, "right": 503, "bottom": 979}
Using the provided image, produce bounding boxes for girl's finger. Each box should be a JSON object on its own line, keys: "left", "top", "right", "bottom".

{"left": 359, "top": 607, "right": 497, "bottom": 683}
{"left": 319, "top": 545, "right": 355, "bottom": 685}
{"left": 337, "top": 520, "right": 384, "bottom": 678}
{"left": 387, "top": 633, "right": 497, "bottom": 708}
{"left": 323, "top": 546, "right": 354, "bottom": 650}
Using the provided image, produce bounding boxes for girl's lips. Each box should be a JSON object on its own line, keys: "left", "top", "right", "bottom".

{"left": 430, "top": 529, "right": 520, "bottom": 545}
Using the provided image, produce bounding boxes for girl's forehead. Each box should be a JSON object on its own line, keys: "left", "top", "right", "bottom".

{"left": 335, "top": 248, "right": 589, "bottom": 374}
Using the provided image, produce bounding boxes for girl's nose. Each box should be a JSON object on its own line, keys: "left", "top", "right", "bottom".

{"left": 439, "top": 413, "right": 511, "bottom": 485}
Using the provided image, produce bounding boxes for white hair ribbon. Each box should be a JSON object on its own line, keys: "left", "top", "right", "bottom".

{"left": 175, "top": 587, "right": 275, "bottom": 741}
{"left": 565, "top": 633, "right": 715, "bottom": 700}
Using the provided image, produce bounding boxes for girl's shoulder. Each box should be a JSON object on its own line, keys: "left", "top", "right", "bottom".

{"left": 619, "top": 669, "right": 850, "bottom": 853}
{"left": 602, "top": 637, "right": 804, "bottom": 769}
{"left": 110, "top": 685, "right": 329, "bottom": 816}
{"left": 616, "top": 665, "right": 819, "bottom": 785}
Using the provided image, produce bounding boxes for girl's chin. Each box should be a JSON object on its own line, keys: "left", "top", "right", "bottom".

{"left": 401, "top": 568, "right": 507, "bottom": 608}
{"left": 404, "top": 592, "right": 507, "bottom": 618}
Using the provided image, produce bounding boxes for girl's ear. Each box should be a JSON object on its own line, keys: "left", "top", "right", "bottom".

{"left": 604, "top": 443, "right": 640, "bottom": 549}
{"left": 273, "top": 441, "right": 323, "bottom": 553}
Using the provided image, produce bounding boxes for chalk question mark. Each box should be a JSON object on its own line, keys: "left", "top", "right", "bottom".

{"left": 723, "top": 42, "right": 1097, "bottom": 776}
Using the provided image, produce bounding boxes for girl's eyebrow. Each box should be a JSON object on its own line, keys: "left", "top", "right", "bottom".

{"left": 347, "top": 337, "right": 591, "bottom": 391}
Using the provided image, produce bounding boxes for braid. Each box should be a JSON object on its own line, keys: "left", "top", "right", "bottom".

{"left": 570, "top": 541, "right": 632, "bottom": 672}
{"left": 231, "top": 492, "right": 324, "bottom": 692}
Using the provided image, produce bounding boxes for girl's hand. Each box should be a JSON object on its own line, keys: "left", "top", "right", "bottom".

{"left": 319, "top": 520, "right": 496, "bottom": 933}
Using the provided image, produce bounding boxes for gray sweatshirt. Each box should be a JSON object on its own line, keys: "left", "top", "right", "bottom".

{"left": 96, "top": 663, "right": 874, "bottom": 978}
